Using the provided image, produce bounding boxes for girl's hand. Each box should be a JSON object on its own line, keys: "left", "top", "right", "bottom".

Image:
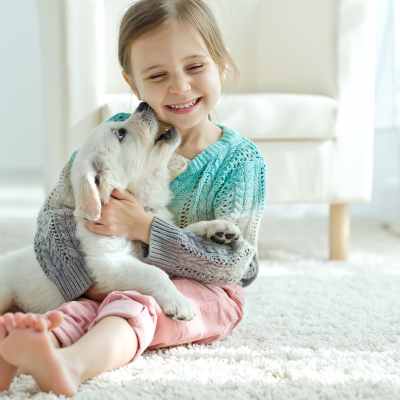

{"left": 84, "top": 189, "right": 154, "bottom": 243}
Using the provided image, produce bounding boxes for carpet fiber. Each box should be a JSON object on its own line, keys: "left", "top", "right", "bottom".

{"left": 0, "top": 214, "right": 399, "bottom": 399}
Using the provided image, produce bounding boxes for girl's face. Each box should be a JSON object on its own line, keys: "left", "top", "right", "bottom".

{"left": 123, "top": 20, "right": 224, "bottom": 133}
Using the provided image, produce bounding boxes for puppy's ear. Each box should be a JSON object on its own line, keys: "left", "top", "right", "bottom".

{"left": 75, "top": 172, "right": 101, "bottom": 221}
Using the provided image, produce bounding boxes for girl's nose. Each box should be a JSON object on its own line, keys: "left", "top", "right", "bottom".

{"left": 169, "top": 73, "right": 191, "bottom": 94}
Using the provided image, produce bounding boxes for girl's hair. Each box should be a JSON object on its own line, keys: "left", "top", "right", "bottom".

{"left": 118, "top": 0, "right": 239, "bottom": 82}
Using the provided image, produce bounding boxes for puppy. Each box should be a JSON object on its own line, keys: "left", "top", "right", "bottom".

{"left": 0, "top": 103, "right": 242, "bottom": 320}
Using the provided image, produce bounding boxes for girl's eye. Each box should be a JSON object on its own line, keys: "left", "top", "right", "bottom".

{"left": 188, "top": 64, "right": 204, "bottom": 71}
{"left": 149, "top": 74, "right": 166, "bottom": 81}
{"left": 148, "top": 65, "right": 205, "bottom": 81}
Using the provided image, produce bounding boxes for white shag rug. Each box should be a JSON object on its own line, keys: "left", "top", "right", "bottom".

{"left": 0, "top": 211, "right": 399, "bottom": 400}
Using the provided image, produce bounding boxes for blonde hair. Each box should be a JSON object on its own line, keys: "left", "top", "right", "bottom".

{"left": 118, "top": 0, "right": 239, "bottom": 82}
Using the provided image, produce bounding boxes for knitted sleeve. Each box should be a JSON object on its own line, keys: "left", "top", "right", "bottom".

{"left": 214, "top": 158, "right": 266, "bottom": 285}
{"left": 143, "top": 157, "right": 266, "bottom": 286}
{"left": 34, "top": 156, "right": 94, "bottom": 301}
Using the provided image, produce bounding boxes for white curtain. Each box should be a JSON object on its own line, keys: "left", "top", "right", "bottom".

{"left": 376, "top": 0, "right": 399, "bottom": 130}
{"left": 370, "top": 0, "right": 400, "bottom": 221}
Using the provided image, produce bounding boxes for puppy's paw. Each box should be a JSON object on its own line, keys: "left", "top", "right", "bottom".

{"left": 186, "top": 220, "right": 242, "bottom": 247}
{"left": 159, "top": 293, "right": 196, "bottom": 321}
{"left": 208, "top": 220, "right": 241, "bottom": 246}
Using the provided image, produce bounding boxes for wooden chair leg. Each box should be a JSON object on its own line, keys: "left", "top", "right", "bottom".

{"left": 329, "top": 203, "right": 350, "bottom": 261}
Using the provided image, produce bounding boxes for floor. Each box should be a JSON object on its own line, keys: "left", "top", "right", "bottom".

{"left": 1, "top": 181, "right": 400, "bottom": 399}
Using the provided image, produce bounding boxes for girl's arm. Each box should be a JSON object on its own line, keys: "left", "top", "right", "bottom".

{"left": 141, "top": 158, "right": 266, "bottom": 287}
{"left": 34, "top": 159, "right": 94, "bottom": 301}
{"left": 141, "top": 217, "right": 260, "bottom": 286}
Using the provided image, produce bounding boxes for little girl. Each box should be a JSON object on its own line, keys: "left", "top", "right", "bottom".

{"left": 0, "top": 0, "right": 266, "bottom": 396}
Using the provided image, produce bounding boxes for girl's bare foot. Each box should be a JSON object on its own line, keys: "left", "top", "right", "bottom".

{"left": 0, "top": 311, "right": 80, "bottom": 397}
{"left": 0, "top": 314, "right": 18, "bottom": 391}
{"left": 0, "top": 312, "right": 60, "bottom": 390}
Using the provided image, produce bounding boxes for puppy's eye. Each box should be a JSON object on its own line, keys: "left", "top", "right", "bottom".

{"left": 114, "top": 128, "right": 127, "bottom": 142}
{"left": 155, "top": 129, "right": 173, "bottom": 144}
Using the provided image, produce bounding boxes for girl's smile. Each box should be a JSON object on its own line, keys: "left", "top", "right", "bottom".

{"left": 165, "top": 97, "right": 203, "bottom": 114}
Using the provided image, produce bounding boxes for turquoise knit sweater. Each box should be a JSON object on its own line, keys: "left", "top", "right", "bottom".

{"left": 34, "top": 113, "right": 266, "bottom": 300}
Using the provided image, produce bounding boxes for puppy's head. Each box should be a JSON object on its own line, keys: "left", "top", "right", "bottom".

{"left": 71, "top": 102, "right": 180, "bottom": 221}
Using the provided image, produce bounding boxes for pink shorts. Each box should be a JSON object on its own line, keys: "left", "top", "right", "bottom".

{"left": 52, "top": 278, "right": 244, "bottom": 361}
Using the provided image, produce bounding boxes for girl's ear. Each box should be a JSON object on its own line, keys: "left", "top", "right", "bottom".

{"left": 220, "top": 64, "right": 228, "bottom": 83}
{"left": 122, "top": 71, "right": 141, "bottom": 99}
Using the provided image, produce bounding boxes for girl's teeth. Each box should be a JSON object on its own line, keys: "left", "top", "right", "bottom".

{"left": 169, "top": 99, "right": 197, "bottom": 109}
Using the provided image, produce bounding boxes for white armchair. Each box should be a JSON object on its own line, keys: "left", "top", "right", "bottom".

{"left": 37, "top": 0, "right": 376, "bottom": 260}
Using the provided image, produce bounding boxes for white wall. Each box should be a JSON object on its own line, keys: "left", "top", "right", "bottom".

{"left": 0, "top": 0, "right": 44, "bottom": 174}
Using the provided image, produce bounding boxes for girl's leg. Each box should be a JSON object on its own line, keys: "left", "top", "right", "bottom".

{"left": 81, "top": 280, "right": 244, "bottom": 357}
{"left": 0, "top": 313, "right": 138, "bottom": 397}
{"left": 82, "top": 282, "right": 244, "bottom": 358}
{"left": 0, "top": 279, "right": 243, "bottom": 395}
{"left": 0, "top": 292, "right": 158, "bottom": 396}
{"left": 149, "top": 279, "right": 245, "bottom": 349}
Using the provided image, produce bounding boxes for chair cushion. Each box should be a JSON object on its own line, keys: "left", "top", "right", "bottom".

{"left": 102, "top": 93, "right": 337, "bottom": 141}
{"left": 213, "top": 94, "right": 337, "bottom": 140}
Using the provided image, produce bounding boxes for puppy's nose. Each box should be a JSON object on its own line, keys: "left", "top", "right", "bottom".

{"left": 136, "top": 102, "right": 151, "bottom": 113}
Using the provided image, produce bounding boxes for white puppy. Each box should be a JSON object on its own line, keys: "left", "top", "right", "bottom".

{"left": 0, "top": 103, "right": 241, "bottom": 321}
